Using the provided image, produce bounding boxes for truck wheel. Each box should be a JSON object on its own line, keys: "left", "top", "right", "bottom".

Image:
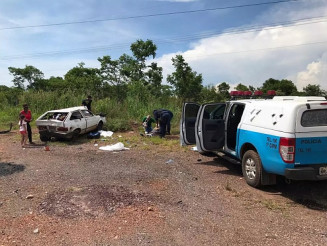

{"left": 97, "top": 121, "right": 103, "bottom": 131}
{"left": 40, "top": 134, "right": 50, "bottom": 142}
{"left": 242, "top": 150, "right": 262, "bottom": 187}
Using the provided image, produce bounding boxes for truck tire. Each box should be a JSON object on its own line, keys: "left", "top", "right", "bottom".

{"left": 242, "top": 150, "right": 262, "bottom": 187}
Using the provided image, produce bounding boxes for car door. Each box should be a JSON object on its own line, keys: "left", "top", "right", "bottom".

{"left": 80, "top": 109, "right": 98, "bottom": 132}
{"left": 69, "top": 111, "right": 87, "bottom": 133}
{"left": 180, "top": 102, "right": 201, "bottom": 145}
{"left": 195, "top": 103, "right": 226, "bottom": 153}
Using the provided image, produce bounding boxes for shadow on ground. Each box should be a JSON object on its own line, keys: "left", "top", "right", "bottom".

{"left": 0, "top": 162, "right": 25, "bottom": 176}
{"left": 262, "top": 179, "right": 327, "bottom": 211}
{"left": 197, "top": 155, "right": 327, "bottom": 211}
{"left": 196, "top": 156, "right": 242, "bottom": 177}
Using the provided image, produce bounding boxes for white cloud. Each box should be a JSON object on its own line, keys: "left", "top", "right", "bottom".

{"left": 292, "top": 53, "right": 327, "bottom": 91}
{"left": 155, "top": 0, "right": 327, "bottom": 91}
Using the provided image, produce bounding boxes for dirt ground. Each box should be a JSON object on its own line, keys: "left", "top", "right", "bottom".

{"left": 1, "top": 129, "right": 327, "bottom": 246}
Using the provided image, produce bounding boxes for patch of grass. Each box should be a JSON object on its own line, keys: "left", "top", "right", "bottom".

{"left": 261, "top": 199, "right": 288, "bottom": 211}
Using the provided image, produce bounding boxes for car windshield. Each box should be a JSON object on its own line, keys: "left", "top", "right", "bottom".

{"left": 40, "top": 112, "right": 68, "bottom": 121}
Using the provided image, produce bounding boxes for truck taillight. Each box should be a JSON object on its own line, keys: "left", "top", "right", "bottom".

{"left": 57, "top": 127, "right": 68, "bottom": 132}
{"left": 279, "top": 137, "right": 295, "bottom": 164}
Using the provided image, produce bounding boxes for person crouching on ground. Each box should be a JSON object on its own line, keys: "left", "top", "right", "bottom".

{"left": 19, "top": 114, "right": 27, "bottom": 147}
{"left": 142, "top": 115, "right": 155, "bottom": 134}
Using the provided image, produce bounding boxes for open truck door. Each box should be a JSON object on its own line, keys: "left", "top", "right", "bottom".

{"left": 180, "top": 102, "right": 200, "bottom": 145}
{"left": 195, "top": 103, "right": 226, "bottom": 153}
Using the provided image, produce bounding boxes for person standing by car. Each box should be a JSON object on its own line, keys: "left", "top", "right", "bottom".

{"left": 20, "top": 104, "right": 34, "bottom": 144}
{"left": 82, "top": 95, "right": 92, "bottom": 111}
{"left": 153, "top": 109, "right": 173, "bottom": 138}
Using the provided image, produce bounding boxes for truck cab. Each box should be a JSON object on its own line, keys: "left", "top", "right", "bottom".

{"left": 181, "top": 96, "right": 327, "bottom": 187}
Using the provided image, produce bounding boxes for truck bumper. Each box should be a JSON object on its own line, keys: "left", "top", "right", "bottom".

{"left": 285, "top": 166, "right": 327, "bottom": 180}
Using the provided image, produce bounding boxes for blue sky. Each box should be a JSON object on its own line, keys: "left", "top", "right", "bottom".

{"left": 1, "top": 0, "right": 327, "bottom": 91}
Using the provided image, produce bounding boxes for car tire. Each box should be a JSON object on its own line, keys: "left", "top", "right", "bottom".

{"left": 40, "top": 134, "right": 50, "bottom": 142}
{"left": 242, "top": 150, "right": 262, "bottom": 188}
{"left": 71, "top": 129, "right": 80, "bottom": 141}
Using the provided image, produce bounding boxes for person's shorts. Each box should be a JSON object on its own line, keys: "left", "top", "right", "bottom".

{"left": 20, "top": 131, "right": 27, "bottom": 134}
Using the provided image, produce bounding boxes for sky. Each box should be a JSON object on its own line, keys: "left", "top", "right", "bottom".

{"left": 0, "top": 0, "right": 327, "bottom": 91}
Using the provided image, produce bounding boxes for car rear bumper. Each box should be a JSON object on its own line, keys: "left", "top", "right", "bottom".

{"left": 39, "top": 130, "right": 73, "bottom": 139}
{"left": 285, "top": 165, "right": 327, "bottom": 180}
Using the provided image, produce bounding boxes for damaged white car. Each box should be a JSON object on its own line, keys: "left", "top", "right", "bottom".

{"left": 36, "top": 106, "right": 106, "bottom": 141}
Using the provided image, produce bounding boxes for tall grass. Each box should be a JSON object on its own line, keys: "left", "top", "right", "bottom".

{"left": 0, "top": 90, "right": 182, "bottom": 132}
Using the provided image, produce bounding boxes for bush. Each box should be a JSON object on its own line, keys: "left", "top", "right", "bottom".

{"left": 106, "top": 118, "right": 132, "bottom": 132}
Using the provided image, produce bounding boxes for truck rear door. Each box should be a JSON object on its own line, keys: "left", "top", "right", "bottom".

{"left": 180, "top": 103, "right": 200, "bottom": 145}
{"left": 295, "top": 103, "right": 327, "bottom": 169}
{"left": 195, "top": 103, "right": 226, "bottom": 153}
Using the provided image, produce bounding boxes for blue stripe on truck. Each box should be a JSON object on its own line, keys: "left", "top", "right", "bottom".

{"left": 237, "top": 129, "right": 293, "bottom": 176}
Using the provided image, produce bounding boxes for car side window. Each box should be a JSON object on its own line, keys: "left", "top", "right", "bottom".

{"left": 70, "top": 111, "right": 83, "bottom": 120}
{"left": 81, "top": 110, "right": 93, "bottom": 117}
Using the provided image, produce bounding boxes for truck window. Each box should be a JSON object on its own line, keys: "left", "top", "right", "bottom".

{"left": 301, "top": 109, "right": 327, "bottom": 127}
{"left": 207, "top": 104, "right": 226, "bottom": 120}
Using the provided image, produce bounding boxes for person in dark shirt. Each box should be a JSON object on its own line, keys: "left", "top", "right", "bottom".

{"left": 153, "top": 109, "right": 173, "bottom": 138}
{"left": 82, "top": 95, "right": 92, "bottom": 111}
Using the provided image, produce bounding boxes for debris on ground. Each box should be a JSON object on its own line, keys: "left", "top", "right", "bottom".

{"left": 99, "top": 130, "right": 114, "bottom": 138}
{"left": 99, "top": 142, "right": 130, "bottom": 151}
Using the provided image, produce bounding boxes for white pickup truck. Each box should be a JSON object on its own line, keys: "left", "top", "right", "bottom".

{"left": 36, "top": 106, "right": 106, "bottom": 141}
{"left": 181, "top": 96, "right": 327, "bottom": 187}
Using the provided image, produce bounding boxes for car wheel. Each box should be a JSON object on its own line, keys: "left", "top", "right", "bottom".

{"left": 71, "top": 129, "right": 80, "bottom": 141}
{"left": 242, "top": 150, "right": 262, "bottom": 188}
{"left": 97, "top": 121, "right": 103, "bottom": 131}
{"left": 40, "top": 134, "right": 50, "bottom": 142}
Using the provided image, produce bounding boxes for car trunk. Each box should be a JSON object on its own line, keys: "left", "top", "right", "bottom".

{"left": 36, "top": 119, "right": 65, "bottom": 132}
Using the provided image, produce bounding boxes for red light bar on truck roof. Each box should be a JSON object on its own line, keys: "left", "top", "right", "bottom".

{"left": 254, "top": 90, "right": 263, "bottom": 96}
{"left": 267, "top": 90, "right": 276, "bottom": 96}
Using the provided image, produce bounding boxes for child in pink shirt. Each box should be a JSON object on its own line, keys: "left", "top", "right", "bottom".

{"left": 19, "top": 114, "right": 27, "bottom": 147}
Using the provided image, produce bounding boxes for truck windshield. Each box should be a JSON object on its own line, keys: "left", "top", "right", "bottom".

{"left": 301, "top": 109, "right": 327, "bottom": 127}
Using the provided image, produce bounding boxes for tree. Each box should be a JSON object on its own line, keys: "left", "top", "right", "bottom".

{"left": 64, "top": 62, "right": 102, "bottom": 95}
{"left": 130, "top": 39, "right": 157, "bottom": 83}
{"left": 8, "top": 65, "right": 44, "bottom": 90}
{"left": 145, "top": 62, "right": 163, "bottom": 97}
{"left": 235, "top": 83, "right": 249, "bottom": 91}
{"left": 98, "top": 55, "right": 128, "bottom": 101}
{"left": 200, "top": 85, "right": 224, "bottom": 103}
{"left": 217, "top": 82, "right": 230, "bottom": 98}
{"left": 261, "top": 78, "right": 297, "bottom": 95}
{"left": 167, "top": 55, "right": 203, "bottom": 102}
{"left": 303, "top": 84, "right": 326, "bottom": 96}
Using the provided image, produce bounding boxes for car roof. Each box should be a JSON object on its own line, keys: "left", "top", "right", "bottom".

{"left": 46, "top": 106, "right": 87, "bottom": 113}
